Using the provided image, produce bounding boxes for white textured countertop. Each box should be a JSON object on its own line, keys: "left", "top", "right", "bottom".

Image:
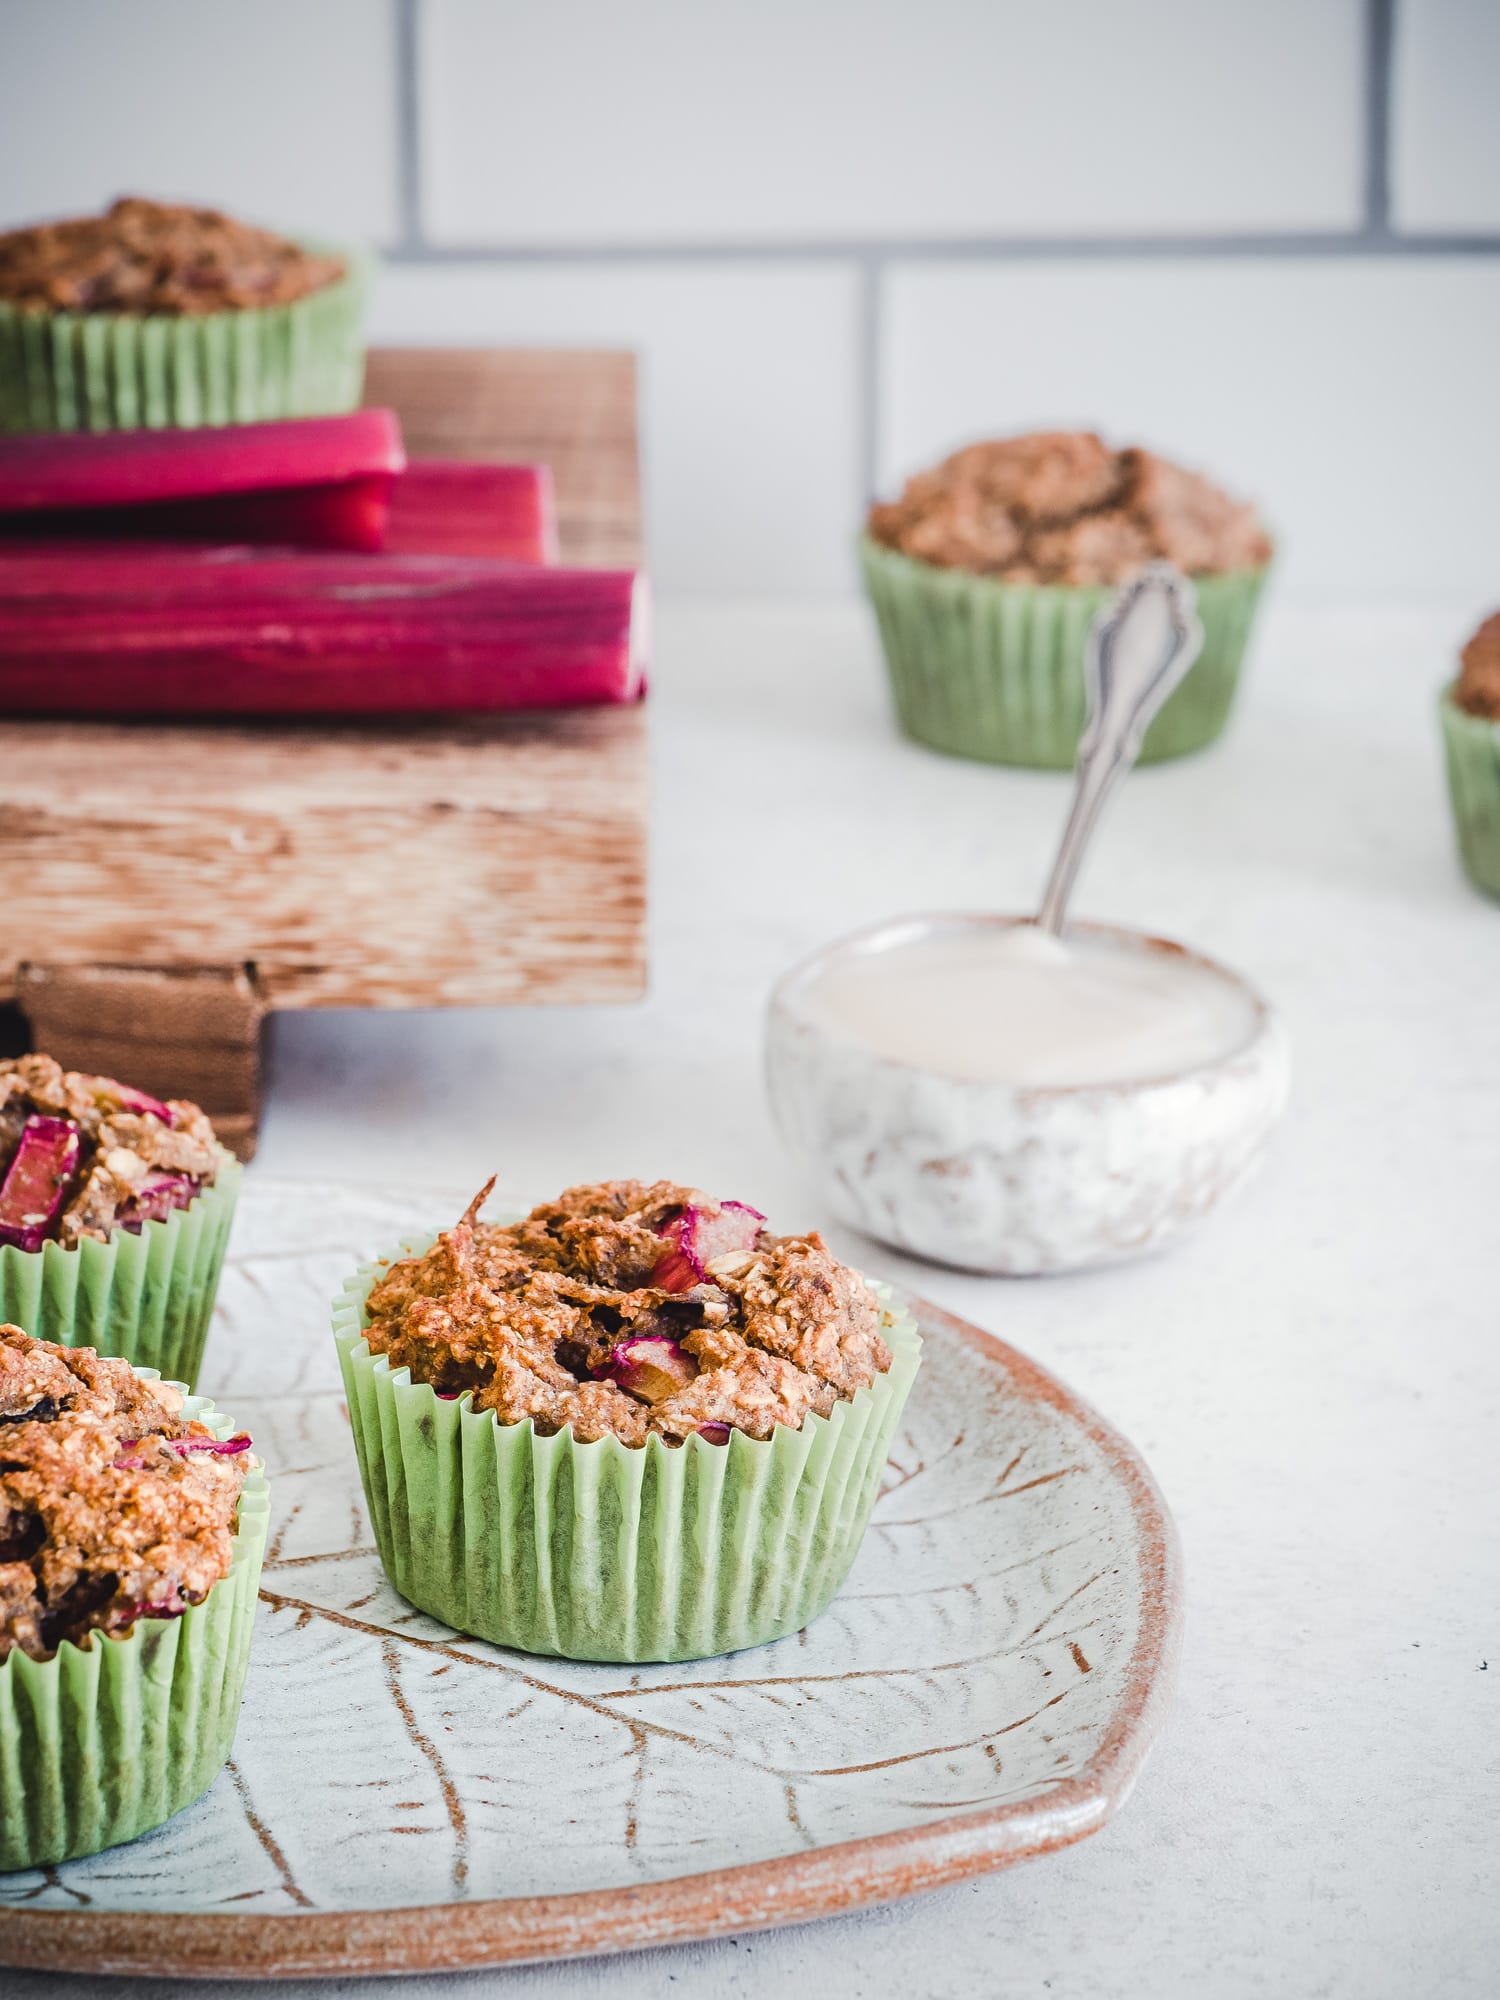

{"left": 21, "top": 600, "right": 1499, "bottom": 2000}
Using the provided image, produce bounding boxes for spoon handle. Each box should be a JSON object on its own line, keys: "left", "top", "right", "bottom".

{"left": 1036, "top": 562, "right": 1204, "bottom": 935}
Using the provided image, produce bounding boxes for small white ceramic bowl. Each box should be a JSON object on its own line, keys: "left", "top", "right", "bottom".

{"left": 766, "top": 914, "right": 1290, "bottom": 1276}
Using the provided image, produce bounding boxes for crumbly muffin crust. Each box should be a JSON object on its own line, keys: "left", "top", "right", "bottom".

{"left": 0, "top": 197, "right": 346, "bottom": 316}
{"left": 362, "top": 1179, "right": 893, "bottom": 1447}
{"left": 0, "top": 1054, "right": 219, "bottom": 1250}
{"left": 0, "top": 1325, "right": 251, "bottom": 1662}
{"left": 1455, "top": 611, "right": 1500, "bottom": 721}
{"left": 868, "top": 431, "right": 1270, "bottom": 584}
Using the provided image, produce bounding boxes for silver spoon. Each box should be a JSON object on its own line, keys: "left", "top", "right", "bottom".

{"left": 1036, "top": 562, "right": 1204, "bottom": 934}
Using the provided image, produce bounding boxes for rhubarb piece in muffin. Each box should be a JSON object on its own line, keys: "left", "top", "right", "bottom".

{"left": 0, "top": 1324, "right": 252, "bottom": 1662}
{"left": 362, "top": 1178, "right": 893, "bottom": 1447}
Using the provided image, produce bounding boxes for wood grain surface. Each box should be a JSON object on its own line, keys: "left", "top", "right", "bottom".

{"left": 0, "top": 349, "right": 649, "bottom": 1148}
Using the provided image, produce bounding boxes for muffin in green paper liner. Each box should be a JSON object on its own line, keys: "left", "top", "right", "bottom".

{"left": 0, "top": 1333, "right": 267, "bottom": 1872}
{"left": 1440, "top": 613, "right": 1500, "bottom": 901}
{"left": 862, "top": 431, "right": 1272, "bottom": 767}
{"left": 0, "top": 1055, "right": 241, "bottom": 1388}
{"left": 333, "top": 1181, "right": 923, "bottom": 1664}
{"left": 0, "top": 197, "right": 368, "bottom": 434}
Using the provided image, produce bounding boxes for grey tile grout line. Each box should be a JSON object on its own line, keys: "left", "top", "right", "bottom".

{"left": 1365, "top": 0, "right": 1395, "bottom": 235}
{"left": 378, "top": 232, "right": 1500, "bottom": 264}
{"left": 393, "top": 0, "right": 424, "bottom": 253}
{"left": 857, "top": 255, "right": 881, "bottom": 507}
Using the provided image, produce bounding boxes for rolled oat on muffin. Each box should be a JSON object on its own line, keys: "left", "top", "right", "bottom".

{"left": 361, "top": 1177, "right": 894, "bottom": 1447}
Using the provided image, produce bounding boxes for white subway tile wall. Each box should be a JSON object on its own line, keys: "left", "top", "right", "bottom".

{"left": 1392, "top": 0, "right": 1500, "bottom": 230}
{"left": 421, "top": 0, "right": 1365, "bottom": 243}
{"left": 881, "top": 259, "right": 1500, "bottom": 603}
{"left": 1, "top": 1, "right": 1495, "bottom": 599}
{"left": 0, "top": 0, "right": 400, "bottom": 242}
{"left": 369, "top": 265, "right": 862, "bottom": 595}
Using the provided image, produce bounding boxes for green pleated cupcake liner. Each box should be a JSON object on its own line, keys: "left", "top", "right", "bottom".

{"left": 0, "top": 246, "right": 369, "bottom": 434}
{"left": 0, "top": 1150, "right": 241, "bottom": 1389}
{"left": 335, "top": 1238, "right": 922, "bottom": 1664}
{"left": 1440, "top": 686, "right": 1500, "bottom": 901}
{"left": 861, "top": 534, "right": 1269, "bottom": 768}
{"left": 0, "top": 1383, "right": 268, "bottom": 1871}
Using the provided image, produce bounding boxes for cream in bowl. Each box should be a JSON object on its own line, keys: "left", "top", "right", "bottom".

{"left": 766, "top": 915, "right": 1289, "bottom": 1276}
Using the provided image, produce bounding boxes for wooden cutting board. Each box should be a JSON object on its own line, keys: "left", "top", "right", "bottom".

{"left": 0, "top": 350, "right": 649, "bottom": 1157}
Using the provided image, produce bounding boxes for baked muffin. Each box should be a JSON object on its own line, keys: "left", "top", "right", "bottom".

{"left": 0, "top": 1054, "right": 241, "bottom": 1385}
{"left": 336, "top": 1179, "right": 922, "bottom": 1662}
{"left": 862, "top": 430, "right": 1272, "bottom": 766}
{"left": 0, "top": 1325, "right": 267, "bottom": 1868}
{"left": 1439, "top": 611, "right": 1500, "bottom": 901}
{"left": 0, "top": 196, "right": 368, "bottom": 434}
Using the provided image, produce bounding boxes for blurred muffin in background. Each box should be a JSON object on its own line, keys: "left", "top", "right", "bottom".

{"left": 1439, "top": 610, "right": 1500, "bottom": 901}
{"left": 862, "top": 430, "right": 1272, "bottom": 767}
{"left": 0, "top": 196, "right": 369, "bottom": 434}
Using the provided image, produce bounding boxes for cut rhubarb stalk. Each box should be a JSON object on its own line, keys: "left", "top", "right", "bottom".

{"left": 598, "top": 1335, "right": 698, "bottom": 1404}
{"left": 384, "top": 462, "right": 559, "bottom": 563}
{"left": 0, "top": 413, "right": 405, "bottom": 553}
{"left": 653, "top": 1202, "right": 766, "bottom": 1293}
{"left": 84, "top": 1074, "right": 175, "bottom": 1126}
{"left": 116, "top": 1170, "right": 200, "bottom": 1232}
{"left": 0, "top": 548, "right": 648, "bottom": 717}
{"left": 697, "top": 1423, "right": 732, "bottom": 1445}
{"left": 0, "top": 1116, "right": 80, "bottom": 1252}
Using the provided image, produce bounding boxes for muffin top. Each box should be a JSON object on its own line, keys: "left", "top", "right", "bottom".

{"left": 0, "top": 1325, "right": 252, "bottom": 1662}
{"left": 362, "top": 1178, "right": 893, "bottom": 1448}
{"left": 868, "top": 430, "right": 1270, "bottom": 584}
{"left": 0, "top": 196, "right": 346, "bottom": 316}
{"left": 0, "top": 1054, "right": 220, "bottom": 1251}
{"left": 1455, "top": 611, "right": 1500, "bottom": 721}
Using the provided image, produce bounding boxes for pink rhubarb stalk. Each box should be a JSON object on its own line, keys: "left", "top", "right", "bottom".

{"left": 0, "top": 1115, "right": 80, "bottom": 1252}
{"left": 598, "top": 1335, "right": 698, "bottom": 1404}
{"left": 0, "top": 412, "right": 405, "bottom": 553}
{"left": 384, "top": 462, "right": 559, "bottom": 563}
{"left": 652, "top": 1201, "right": 765, "bottom": 1293}
{"left": 0, "top": 548, "right": 648, "bottom": 717}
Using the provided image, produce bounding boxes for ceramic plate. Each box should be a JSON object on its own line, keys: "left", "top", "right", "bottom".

{"left": 0, "top": 1180, "right": 1181, "bottom": 1980}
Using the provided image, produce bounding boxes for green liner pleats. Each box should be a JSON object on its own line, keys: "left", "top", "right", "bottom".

{"left": 861, "top": 535, "right": 1269, "bottom": 768}
{"left": 0, "top": 1385, "right": 269, "bottom": 1871}
{"left": 1440, "top": 686, "right": 1500, "bottom": 901}
{"left": 0, "top": 247, "right": 369, "bottom": 434}
{"left": 335, "top": 1240, "right": 922, "bottom": 1664}
{"left": 0, "top": 1151, "right": 241, "bottom": 1390}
